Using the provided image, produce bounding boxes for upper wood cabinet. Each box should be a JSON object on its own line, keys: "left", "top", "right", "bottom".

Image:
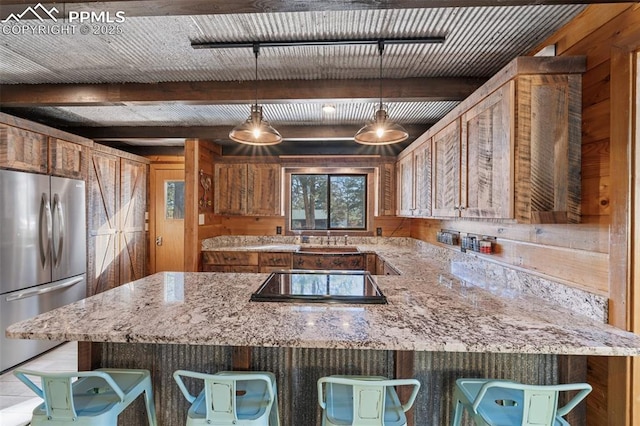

{"left": 413, "top": 142, "right": 432, "bottom": 217}
{"left": 0, "top": 123, "right": 90, "bottom": 180}
{"left": 514, "top": 74, "right": 581, "bottom": 223}
{"left": 396, "top": 154, "right": 414, "bottom": 216}
{"left": 397, "top": 141, "right": 432, "bottom": 218}
{"left": 398, "top": 56, "right": 584, "bottom": 224}
{"left": 214, "top": 162, "right": 281, "bottom": 216}
{"left": 460, "top": 83, "right": 513, "bottom": 219}
{"left": 214, "top": 163, "right": 247, "bottom": 215}
{"left": 0, "top": 124, "right": 48, "bottom": 173}
{"left": 48, "top": 138, "right": 90, "bottom": 179}
{"left": 378, "top": 162, "right": 396, "bottom": 216}
{"left": 432, "top": 119, "right": 461, "bottom": 217}
{"left": 247, "top": 163, "right": 281, "bottom": 216}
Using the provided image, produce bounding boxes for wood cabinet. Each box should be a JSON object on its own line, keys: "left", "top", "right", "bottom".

{"left": 0, "top": 124, "right": 48, "bottom": 173}
{"left": 214, "top": 162, "right": 281, "bottom": 216}
{"left": 48, "top": 138, "right": 90, "bottom": 179}
{"left": 513, "top": 74, "right": 581, "bottom": 223}
{"left": 398, "top": 57, "right": 583, "bottom": 223}
{"left": 378, "top": 162, "right": 396, "bottom": 216}
{"left": 259, "top": 252, "right": 292, "bottom": 272}
{"left": 397, "top": 143, "right": 431, "bottom": 217}
{"left": 0, "top": 124, "right": 90, "bottom": 179}
{"left": 293, "top": 253, "right": 365, "bottom": 270}
{"left": 432, "top": 119, "right": 461, "bottom": 217}
{"left": 201, "top": 251, "right": 259, "bottom": 272}
{"left": 375, "top": 256, "right": 400, "bottom": 276}
{"left": 460, "top": 83, "right": 513, "bottom": 219}
{"left": 88, "top": 146, "right": 148, "bottom": 295}
{"left": 396, "top": 154, "right": 414, "bottom": 216}
{"left": 413, "top": 141, "right": 432, "bottom": 217}
{"left": 201, "top": 251, "right": 292, "bottom": 272}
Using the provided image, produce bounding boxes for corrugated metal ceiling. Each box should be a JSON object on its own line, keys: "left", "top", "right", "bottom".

{"left": 0, "top": 4, "right": 587, "bottom": 148}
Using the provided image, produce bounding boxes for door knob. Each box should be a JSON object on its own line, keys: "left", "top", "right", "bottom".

{"left": 156, "top": 236, "right": 163, "bottom": 246}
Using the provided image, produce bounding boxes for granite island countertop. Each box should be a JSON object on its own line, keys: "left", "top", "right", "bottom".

{"left": 7, "top": 263, "right": 640, "bottom": 355}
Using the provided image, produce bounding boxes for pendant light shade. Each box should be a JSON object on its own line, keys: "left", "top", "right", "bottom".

{"left": 229, "top": 105, "right": 282, "bottom": 145}
{"left": 354, "top": 41, "right": 408, "bottom": 145}
{"left": 354, "top": 107, "right": 409, "bottom": 145}
{"left": 229, "top": 45, "right": 282, "bottom": 145}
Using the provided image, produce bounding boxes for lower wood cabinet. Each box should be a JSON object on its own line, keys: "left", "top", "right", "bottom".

{"left": 293, "top": 253, "right": 365, "bottom": 270}
{"left": 259, "top": 252, "right": 293, "bottom": 272}
{"left": 201, "top": 251, "right": 259, "bottom": 272}
{"left": 202, "top": 251, "right": 380, "bottom": 274}
{"left": 201, "top": 251, "right": 293, "bottom": 273}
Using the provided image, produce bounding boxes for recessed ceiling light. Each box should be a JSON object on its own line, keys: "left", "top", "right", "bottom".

{"left": 322, "top": 104, "right": 336, "bottom": 113}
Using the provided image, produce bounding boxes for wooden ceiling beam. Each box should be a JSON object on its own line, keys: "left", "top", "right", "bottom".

{"left": 66, "top": 124, "right": 432, "bottom": 140}
{"left": 0, "top": 0, "right": 620, "bottom": 19}
{"left": 0, "top": 78, "right": 483, "bottom": 107}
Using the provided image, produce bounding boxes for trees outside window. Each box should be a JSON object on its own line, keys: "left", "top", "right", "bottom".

{"left": 291, "top": 174, "right": 366, "bottom": 230}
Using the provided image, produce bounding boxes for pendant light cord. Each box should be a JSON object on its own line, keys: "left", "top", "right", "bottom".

{"left": 253, "top": 43, "right": 260, "bottom": 108}
{"left": 378, "top": 40, "right": 384, "bottom": 111}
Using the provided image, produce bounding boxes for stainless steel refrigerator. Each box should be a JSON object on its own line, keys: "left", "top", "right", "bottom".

{"left": 0, "top": 169, "right": 86, "bottom": 372}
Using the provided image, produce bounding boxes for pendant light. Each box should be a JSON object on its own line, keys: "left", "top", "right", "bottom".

{"left": 229, "top": 44, "right": 282, "bottom": 145}
{"left": 354, "top": 41, "right": 408, "bottom": 145}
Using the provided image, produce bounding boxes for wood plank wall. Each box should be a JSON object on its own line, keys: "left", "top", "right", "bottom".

{"left": 184, "top": 139, "right": 221, "bottom": 271}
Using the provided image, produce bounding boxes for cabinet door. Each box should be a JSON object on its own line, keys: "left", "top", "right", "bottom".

{"left": 461, "top": 83, "right": 513, "bottom": 219}
{"left": 120, "top": 159, "right": 147, "bottom": 285}
{"left": 48, "top": 138, "right": 89, "bottom": 179}
{"left": 247, "top": 163, "right": 281, "bottom": 216}
{"left": 88, "top": 151, "right": 120, "bottom": 296}
{"left": 515, "top": 74, "right": 581, "bottom": 223}
{"left": 378, "top": 162, "right": 395, "bottom": 216}
{"left": 396, "top": 154, "right": 414, "bottom": 216}
{"left": 432, "top": 119, "right": 461, "bottom": 217}
{"left": 413, "top": 140, "right": 432, "bottom": 217}
{"left": 0, "top": 124, "right": 47, "bottom": 173}
{"left": 214, "top": 163, "right": 247, "bottom": 215}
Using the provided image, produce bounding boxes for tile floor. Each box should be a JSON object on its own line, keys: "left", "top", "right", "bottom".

{"left": 0, "top": 342, "right": 77, "bottom": 426}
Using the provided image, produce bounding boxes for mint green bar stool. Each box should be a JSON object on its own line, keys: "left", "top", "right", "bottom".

{"left": 317, "top": 375, "right": 421, "bottom": 426}
{"left": 173, "top": 370, "right": 280, "bottom": 425}
{"left": 451, "top": 378, "right": 592, "bottom": 426}
{"left": 14, "top": 368, "right": 157, "bottom": 426}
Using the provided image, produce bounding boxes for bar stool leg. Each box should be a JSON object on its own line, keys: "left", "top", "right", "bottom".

{"left": 451, "top": 391, "right": 464, "bottom": 426}
{"left": 143, "top": 380, "right": 158, "bottom": 426}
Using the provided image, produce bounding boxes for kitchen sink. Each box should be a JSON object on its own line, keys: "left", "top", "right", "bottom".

{"left": 297, "top": 246, "right": 359, "bottom": 254}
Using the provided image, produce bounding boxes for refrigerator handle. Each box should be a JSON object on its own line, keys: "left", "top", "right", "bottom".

{"left": 39, "top": 193, "right": 52, "bottom": 268}
{"left": 52, "top": 194, "right": 65, "bottom": 267}
{"left": 5, "top": 276, "right": 83, "bottom": 302}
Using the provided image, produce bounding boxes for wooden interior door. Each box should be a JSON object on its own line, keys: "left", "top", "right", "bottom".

{"left": 151, "top": 165, "right": 185, "bottom": 272}
{"left": 88, "top": 151, "right": 119, "bottom": 295}
{"left": 120, "top": 159, "right": 147, "bottom": 283}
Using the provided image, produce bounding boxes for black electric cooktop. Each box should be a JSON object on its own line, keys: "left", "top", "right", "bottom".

{"left": 250, "top": 270, "right": 387, "bottom": 304}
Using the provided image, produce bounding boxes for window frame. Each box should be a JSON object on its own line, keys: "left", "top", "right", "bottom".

{"left": 284, "top": 167, "right": 377, "bottom": 236}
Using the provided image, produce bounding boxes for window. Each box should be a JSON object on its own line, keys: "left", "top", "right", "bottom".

{"left": 165, "top": 180, "right": 185, "bottom": 220}
{"left": 290, "top": 174, "right": 366, "bottom": 230}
